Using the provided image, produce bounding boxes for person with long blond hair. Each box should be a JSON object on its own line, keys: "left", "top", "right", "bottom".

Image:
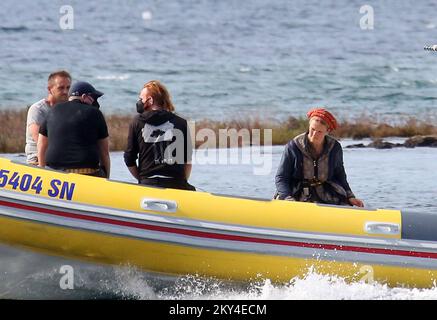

{"left": 124, "top": 80, "right": 195, "bottom": 190}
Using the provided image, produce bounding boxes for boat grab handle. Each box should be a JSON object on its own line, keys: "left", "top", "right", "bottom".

{"left": 141, "top": 198, "right": 178, "bottom": 213}
{"left": 364, "top": 222, "right": 400, "bottom": 235}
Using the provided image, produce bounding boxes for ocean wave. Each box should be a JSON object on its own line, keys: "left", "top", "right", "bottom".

{"left": 142, "top": 11, "right": 153, "bottom": 21}
{"left": 96, "top": 74, "right": 130, "bottom": 81}
{"left": 239, "top": 67, "right": 252, "bottom": 73}
{"left": 0, "top": 26, "right": 29, "bottom": 32}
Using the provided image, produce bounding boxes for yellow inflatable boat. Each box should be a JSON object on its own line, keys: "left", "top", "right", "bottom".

{"left": 0, "top": 157, "right": 436, "bottom": 288}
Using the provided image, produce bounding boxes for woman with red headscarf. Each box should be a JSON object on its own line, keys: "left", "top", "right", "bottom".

{"left": 275, "top": 108, "right": 364, "bottom": 207}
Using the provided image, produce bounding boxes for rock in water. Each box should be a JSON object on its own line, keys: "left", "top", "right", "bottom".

{"left": 404, "top": 135, "right": 437, "bottom": 148}
{"left": 368, "top": 139, "right": 396, "bottom": 149}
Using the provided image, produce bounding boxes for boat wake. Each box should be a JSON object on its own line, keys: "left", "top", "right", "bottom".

{"left": 84, "top": 266, "right": 437, "bottom": 300}
{"left": 2, "top": 256, "right": 437, "bottom": 300}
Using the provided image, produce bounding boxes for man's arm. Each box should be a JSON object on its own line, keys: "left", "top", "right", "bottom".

{"left": 184, "top": 163, "right": 192, "bottom": 180}
{"left": 124, "top": 120, "right": 140, "bottom": 181}
{"left": 183, "top": 120, "right": 193, "bottom": 181}
{"left": 37, "top": 134, "right": 48, "bottom": 167}
{"left": 27, "top": 104, "right": 43, "bottom": 144}
{"left": 97, "top": 137, "right": 111, "bottom": 178}
{"left": 29, "top": 123, "right": 40, "bottom": 144}
{"left": 127, "top": 166, "right": 140, "bottom": 181}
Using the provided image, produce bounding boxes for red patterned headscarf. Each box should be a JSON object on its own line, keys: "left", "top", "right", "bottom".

{"left": 306, "top": 108, "right": 338, "bottom": 132}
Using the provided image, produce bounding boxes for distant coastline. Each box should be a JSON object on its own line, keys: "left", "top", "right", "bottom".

{"left": 0, "top": 109, "right": 436, "bottom": 153}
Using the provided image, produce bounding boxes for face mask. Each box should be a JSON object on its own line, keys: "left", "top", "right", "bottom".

{"left": 136, "top": 99, "right": 145, "bottom": 114}
{"left": 92, "top": 100, "right": 101, "bottom": 109}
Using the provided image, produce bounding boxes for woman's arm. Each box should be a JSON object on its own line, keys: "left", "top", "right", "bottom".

{"left": 275, "top": 142, "right": 296, "bottom": 200}
{"left": 333, "top": 144, "right": 364, "bottom": 207}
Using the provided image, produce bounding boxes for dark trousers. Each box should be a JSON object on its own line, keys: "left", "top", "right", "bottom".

{"left": 139, "top": 177, "right": 196, "bottom": 191}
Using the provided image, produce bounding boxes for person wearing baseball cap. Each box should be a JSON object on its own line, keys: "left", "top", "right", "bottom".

{"left": 37, "top": 81, "right": 110, "bottom": 178}
{"left": 68, "top": 81, "right": 104, "bottom": 108}
{"left": 275, "top": 107, "right": 364, "bottom": 207}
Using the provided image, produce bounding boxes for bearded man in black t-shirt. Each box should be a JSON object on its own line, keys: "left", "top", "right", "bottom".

{"left": 124, "top": 80, "right": 195, "bottom": 191}
{"left": 37, "top": 81, "right": 110, "bottom": 178}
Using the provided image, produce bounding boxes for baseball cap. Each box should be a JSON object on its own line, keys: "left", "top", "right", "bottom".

{"left": 69, "top": 81, "right": 104, "bottom": 99}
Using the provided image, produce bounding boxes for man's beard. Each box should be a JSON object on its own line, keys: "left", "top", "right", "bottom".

{"left": 55, "top": 94, "right": 69, "bottom": 103}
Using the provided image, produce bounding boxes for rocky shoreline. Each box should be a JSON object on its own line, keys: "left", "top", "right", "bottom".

{"left": 346, "top": 135, "right": 437, "bottom": 149}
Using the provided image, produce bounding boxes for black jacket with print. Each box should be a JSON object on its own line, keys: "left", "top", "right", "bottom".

{"left": 124, "top": 110, "right": 192, "bottom": 181}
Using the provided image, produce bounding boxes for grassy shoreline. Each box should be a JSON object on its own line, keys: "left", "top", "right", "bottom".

{"left": 0, "top": 109, "right": 436, "bottom": 153}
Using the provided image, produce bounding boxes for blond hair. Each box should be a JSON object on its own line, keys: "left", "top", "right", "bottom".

{"left": 143, "top": 80, "right": 175, "bottom": 112}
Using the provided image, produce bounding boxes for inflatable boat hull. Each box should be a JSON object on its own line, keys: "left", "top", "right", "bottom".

{"left": 0, "top": 158, "right": 436, "bottom": 287}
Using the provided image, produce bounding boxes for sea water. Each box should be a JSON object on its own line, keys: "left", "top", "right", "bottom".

{"left": 1, "top": 0, "right": 437, "bottom": 121}
{"left": 0, "top": 143, "right": 436, "bottom": 299}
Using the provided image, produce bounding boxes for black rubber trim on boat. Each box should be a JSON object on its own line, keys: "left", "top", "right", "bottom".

{"left": 401, "top": 210, "right": 437, "bottom": 241}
